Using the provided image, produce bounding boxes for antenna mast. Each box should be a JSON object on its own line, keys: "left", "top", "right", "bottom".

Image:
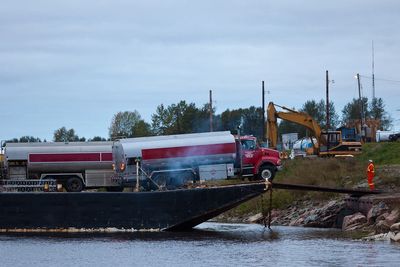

{"left": 372, "top": 40, "right": 375, "bottom": 99}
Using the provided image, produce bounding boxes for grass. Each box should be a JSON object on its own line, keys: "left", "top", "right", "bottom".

{"left": 358, "top": 142, "right": 400, "bottom": 165}
{"left": 224, "top": 142, "right": 400, "bottom": 218}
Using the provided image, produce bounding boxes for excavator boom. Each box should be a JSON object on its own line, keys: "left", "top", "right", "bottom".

{"left": 266, "top": 102, "right": 361, "bottom": 156}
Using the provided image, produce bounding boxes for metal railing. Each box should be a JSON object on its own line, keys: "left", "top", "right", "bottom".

{"left": 0, "top": 179, "right": 57, "bottom": 192}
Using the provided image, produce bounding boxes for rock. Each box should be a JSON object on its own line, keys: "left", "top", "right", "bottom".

{"left": 387, "top": 231, "right": 396, "bottom": 241}
{"left": 303, "top": 214, "right": 318, "bottom": 227}
{"left": 302, "top": 200, "right": 346, "bottom": 228}
{"left": 390, "top": 232, "right": 400, "bottom": 242}
{"left": 346, "top": 223, "right": 366, "bottom": 231}
{"left": 390, "top": 222, "right": 400, "bottom": 232}
{"left": 342, "top": 212, "right": 367, "bottom": 231}
{"left": 247, "top": 213, "right": 263, "bottom": 223}
{"left": 375, "top": 220, "right": 391, "bottom": 234}
{"left": 376, "top": 212, "right": 390, "bottom": 222}
{"left": 363, "top": 233, "right": 390, "bottom": 241}
{"left": 385, "top": 209, "right": 400, "bottom": 226}
{"left": 367, "top": 201, "right": 389, "bottom": 224}
{"left": 289, "top": 217, "right": 304, "bottom": 226}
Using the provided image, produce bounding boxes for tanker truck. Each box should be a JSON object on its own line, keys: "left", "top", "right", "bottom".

{"left": 112, "top": 131, "right": 282, "bottom": 190}
{"left": 1, "top": 141, "right": 121, "bottom": 192}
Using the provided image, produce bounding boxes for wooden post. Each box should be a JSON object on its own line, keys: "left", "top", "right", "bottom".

{"left": 326, "top": 70, "right": 330, "bottom": 131}
{"left": 209, "top": 90, "right": 213, "bottom": 132}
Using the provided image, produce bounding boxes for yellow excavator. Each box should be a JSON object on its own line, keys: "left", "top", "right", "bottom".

{"left": 266, "top": 102, "right": 362, "bottom": 157}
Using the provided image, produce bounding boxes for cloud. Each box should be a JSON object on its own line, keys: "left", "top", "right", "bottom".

{"left": 1, "top": 0, "right": 400, "bottom": 140}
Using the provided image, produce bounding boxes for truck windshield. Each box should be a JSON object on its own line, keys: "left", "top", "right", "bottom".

{"left": 241, "top": 140, "right": 256, "bottom": 150}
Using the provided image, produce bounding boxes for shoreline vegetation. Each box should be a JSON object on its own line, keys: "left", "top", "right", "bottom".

{"left": 216, "top": 142, "right": 400, "bottom": 241}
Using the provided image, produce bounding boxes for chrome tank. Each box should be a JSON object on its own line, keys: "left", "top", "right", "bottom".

{"left": 113, "top": 131, "right": 236, "bottom": 175}
{"left": 4, "top": 142, "right": 112, "bottom": 175}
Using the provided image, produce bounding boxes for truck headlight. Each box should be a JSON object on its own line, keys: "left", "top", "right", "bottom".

{"left": 120, "top": 163, "right": 125, "bottom": 171}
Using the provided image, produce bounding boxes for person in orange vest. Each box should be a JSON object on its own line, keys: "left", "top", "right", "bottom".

{"left": 367, "top": 159, "right": 375, "bottom": 190}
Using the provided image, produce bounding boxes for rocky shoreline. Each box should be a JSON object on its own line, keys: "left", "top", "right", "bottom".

{"left": 217, "top": 193, "right": 400, "bottom": 242}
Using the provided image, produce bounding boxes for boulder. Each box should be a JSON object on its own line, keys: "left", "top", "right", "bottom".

{"left": 342, "top": 212, "right": 367, "bottom": 231}
{"left": 390, "top": 222, "right": 400, "bottom": 232}
{"left": 247, "top": 212, "right": 264, "bottom": 223}
{"left": 390, "top": 232, "right": 400, "bottom": 242}
{"left": 376, "top": 212, "right": 390, "bottom": 222}
{"left": 375, "top": 220, "right": 391, "bottom": 234}
{"left": 367, "top": 201, "right": 389, "bottom": 224}
{"left": 363, "top": 233, "right": 391, "bottom": 241}
{"left": 385, "top": 209, "right": 400, "bottom": 226}
{"left": 303, "top": 214, "right": 319, "bottom": 227}
{"left": 289, "top": 216, "right": 304, "bottom": 226}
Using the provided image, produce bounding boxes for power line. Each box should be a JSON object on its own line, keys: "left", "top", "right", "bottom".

{"left": 359, "top": 74, "right": 400, "bottom": 83}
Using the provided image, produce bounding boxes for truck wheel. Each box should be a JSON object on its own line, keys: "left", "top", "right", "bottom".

{"left": 66, "top": 177, "right": 84, "bottom": 192}
{"left": 258, "top": 166, "right": 276, "bottom": 181}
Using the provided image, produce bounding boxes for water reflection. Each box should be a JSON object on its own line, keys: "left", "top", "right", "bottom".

{"left": 1, "top": 222, "right": 399, "bottom": 267}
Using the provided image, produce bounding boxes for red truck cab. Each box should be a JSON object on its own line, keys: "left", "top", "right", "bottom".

{"left": 236, "top": 135, "right": 282, "bottom": 181}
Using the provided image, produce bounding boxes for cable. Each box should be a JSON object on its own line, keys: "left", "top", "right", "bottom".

{"left": 359, "top": 74, "right": 400, "bottom": 83}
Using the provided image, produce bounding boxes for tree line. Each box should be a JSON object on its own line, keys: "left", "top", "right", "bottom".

{"left": 4, "top": 97, "right": 392, "bottom": 144}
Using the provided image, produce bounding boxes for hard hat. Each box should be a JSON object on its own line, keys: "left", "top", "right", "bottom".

{"left": 369, "top": 159, "right": 373, "bottom": 163}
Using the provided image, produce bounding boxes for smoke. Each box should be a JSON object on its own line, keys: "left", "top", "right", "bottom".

{"left": 142, "top": 143, "right": 236, "bottom": 188}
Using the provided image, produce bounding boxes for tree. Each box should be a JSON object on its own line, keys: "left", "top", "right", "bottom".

{"left": 341, "top": 97, "right": 369, "bottom": 124}
{"left": 370, "top": 97, "right": 393, "bottom": 130}
{"left": 132, "top": 120, "right": 152, "bottom": 137}
{"left": 53, "top": 127, "right": 80, "bottom": 142}
{"left": 220, "top": 106, "right": 263, "bottom": 138}
{"left": 151, "top": 101, "right": 200, "bottom": 135}
{"left": 277, "top": 99, "right": 339, "bottom": 139}
{"left": 109, "top": 110, "right": 143, "bottom": 139}
{"left": 301, "top": 100, "right": 339, "bottom": 130}
{"left": 88, "top": 136, "right": 108, "bottom": 141}
{"left": 18, "top": 136, "right": 42, "bottom": 142}
{"left": 301, "top": 100, "right": 325, "bottom": 125}
{"left": 3, "top": 136, "right": 42, "bottom": 146}
{"left": 192, "top": 103, "right": 219, "bottom": 133}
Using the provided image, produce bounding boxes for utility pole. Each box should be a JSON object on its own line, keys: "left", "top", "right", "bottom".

{"left": 372, "top": 40, "right": 375, "bottom": 99}
{"left": 326, "top": 70, "right": 330, "bottom": 132}
{"left": 209, "top": 90, "right": 213, "bottom": 132}
{"left": 262, "top": 81, "right": 266, "bottom": 142}
{"left": 357, "top": 73, "right": 365, "bottom": 141}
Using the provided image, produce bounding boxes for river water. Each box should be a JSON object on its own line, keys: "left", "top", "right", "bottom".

{"left": 1, "top": 222, "right": 399, "bottom": 267}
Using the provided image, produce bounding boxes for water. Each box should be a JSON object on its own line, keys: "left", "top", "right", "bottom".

{"left": 1, "top": 222, "right": 399, "bottom": 267}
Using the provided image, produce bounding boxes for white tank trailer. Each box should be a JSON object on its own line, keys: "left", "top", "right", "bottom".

{"left": 2, "top": 141, "right": 120, "bottom": 192}
{"left": 113, "top": 131, "right": 237, "bottom": 189}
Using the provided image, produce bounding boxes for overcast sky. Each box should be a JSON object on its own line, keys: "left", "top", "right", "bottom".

{"left": 1, "top": 0, "right": 399, "bottom": 141}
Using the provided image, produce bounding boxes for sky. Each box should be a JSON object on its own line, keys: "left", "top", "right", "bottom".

{"left": 1, "top": 0, "right": 400, "bottom": 141}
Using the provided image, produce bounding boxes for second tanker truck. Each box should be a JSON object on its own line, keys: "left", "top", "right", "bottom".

{"left": 1, "top": 141, "right": 121, "bottom": 192}
{"left": 113, "top": 131, "right": 282, "bottom": 190}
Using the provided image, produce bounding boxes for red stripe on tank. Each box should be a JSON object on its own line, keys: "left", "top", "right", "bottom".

{"left": 141, "top": 143, "right": 236, "bottom": 160}
{"left": 101, "top": 153, "right": 113, "bottom": 161}
{"left": 29, "top": 153, "right": 101, "bottom": 163}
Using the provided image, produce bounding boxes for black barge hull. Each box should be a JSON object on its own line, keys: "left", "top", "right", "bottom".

{"left": 0, "top": 183, "right": 266, "bottom": 232}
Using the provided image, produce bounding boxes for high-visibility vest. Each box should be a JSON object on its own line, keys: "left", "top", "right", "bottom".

{"left": 367, "top": 163, "right": 375, "bottom": 174}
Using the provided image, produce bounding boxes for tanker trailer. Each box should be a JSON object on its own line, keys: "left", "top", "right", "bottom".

{"left": 113, "top": 131, "right": 282, "bottom": 190}
{"left": 3, "top": 141, "right": 121, "bottom": 192}
{"left": 113, "top": 131, "right": 237, "bottom": 189}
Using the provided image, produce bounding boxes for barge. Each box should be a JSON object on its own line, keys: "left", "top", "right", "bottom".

{"left": 0, "top": 182, "right": 267, "bottom": 232}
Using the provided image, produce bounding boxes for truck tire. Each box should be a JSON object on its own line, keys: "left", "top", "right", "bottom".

{"left": 258, "top": 166, "right": 276, "bottom": 181}
{"left": 66, "top": 177, "right": 84, "bottom": 192}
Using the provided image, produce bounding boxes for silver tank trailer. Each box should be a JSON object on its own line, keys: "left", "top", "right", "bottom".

{"left": 5, "top": 142, "right": 112, "bottom": 174}
{"left": 113, "top": 131, "right": 237, "bottom": 187}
